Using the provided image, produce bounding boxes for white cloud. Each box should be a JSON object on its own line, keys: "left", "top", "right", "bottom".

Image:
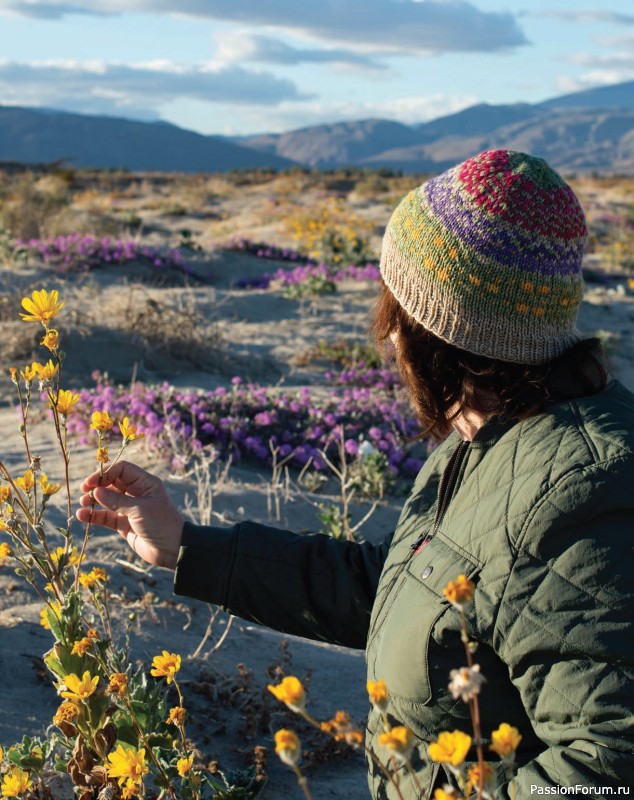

{"left": 221, "top": 93, "right": 478, "bottom": 134}
{"left": 597, "top": 33, "right": 634, "bottom": 46}
{"left": 555, "top": 70, "right": 634, "bottom": 95}
{"left": 214, "top": 32, "right": 388, "bottom": 72}
{"left": 566, "top": 52, "right": 634, "bottom": 71}
{"left": 0, "top": 0, "right": 528, "bottom": 54}
{"left": 530, "top": 10, "right": 634, "bottom": 26}
{"left": 0, "top": 59, "right": 308, "bottom": 117}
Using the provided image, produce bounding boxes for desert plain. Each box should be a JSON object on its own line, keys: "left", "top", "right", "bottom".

{"left": 0, "top": 165, "right": 633, "bottom": 799}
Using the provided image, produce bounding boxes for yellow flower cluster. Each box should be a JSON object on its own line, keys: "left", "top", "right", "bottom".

{"left": 150, "top": 651, "right": 181, "bottom": 684}
{"left": 52, "top": 700, "right": 79, "bottom": 728}
{"left": 20, "top": 289, "right": 65, "bottom": 324}
{"left": 0, "top": 542, "right": 12, "bottom": 564}
{"left": 107, "top": 673, "right": 129, "bottom": 696}
{"left": 442, "top": 574, "right": 476, "bottom": 606}
{"left": 60, "top": 671, "right": 99, "bottom": 702}
{"left": 78, "top": 567, "right": 108, "bottom": 589}
{"left": 1, "top": 767, "right": 33, "bottom": 798}
{"left": 167, "top": 706, "right": 187, "bottom": 727}
{"left": 274, "top": 729, "right": 301, "bottom": 767}
{"left": 106, "top": 745, "right": 149, "bottom": 792}
{"left": 267, "top": 675, "right": 305, "bottom": 712}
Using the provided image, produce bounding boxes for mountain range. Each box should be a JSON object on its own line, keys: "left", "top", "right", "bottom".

{"left": 1, "top": 80, "right": 633, "bottom": 175}
{"left": 238, "top": 82, "right": 634, "bottom": 174}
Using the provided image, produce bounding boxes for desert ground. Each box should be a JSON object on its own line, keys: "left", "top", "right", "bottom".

{"left": 0, "top": 166, "right": 633, "bottom": 799}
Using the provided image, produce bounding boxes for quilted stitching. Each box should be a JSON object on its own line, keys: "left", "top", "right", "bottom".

{"left": 365, "top": 381, "right": 634, "bottom": 798}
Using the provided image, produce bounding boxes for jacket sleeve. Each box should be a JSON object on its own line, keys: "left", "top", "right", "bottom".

{"left": 173, "top": 520, "right": 394, "bottom": 649}
{"left": 493, "top": 463, "right": 634, "bottom": 795}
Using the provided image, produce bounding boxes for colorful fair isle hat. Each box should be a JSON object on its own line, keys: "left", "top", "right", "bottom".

{"left": 380, "top": 149, "right": 588, "bottom": 363}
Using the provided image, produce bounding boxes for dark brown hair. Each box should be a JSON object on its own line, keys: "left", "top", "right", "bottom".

{"left": 372, "top": 280, "right": 610, "bottom": 439}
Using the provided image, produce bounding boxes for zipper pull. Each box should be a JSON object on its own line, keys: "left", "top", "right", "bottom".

{"left": 410, "top": 534, "right": 426, "bottom": 552}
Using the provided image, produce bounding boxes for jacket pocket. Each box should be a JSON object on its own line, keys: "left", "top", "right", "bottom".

{"left": 369, "top": 536, "right": 480, "bottom": 707}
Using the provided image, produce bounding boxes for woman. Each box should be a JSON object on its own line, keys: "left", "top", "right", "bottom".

{"left": 77, "top": 150, "right": 634, "bottom": 797}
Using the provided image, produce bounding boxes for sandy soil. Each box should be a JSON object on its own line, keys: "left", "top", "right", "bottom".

{"left": 1, "top": 175, "right": 634, "bottom": 798}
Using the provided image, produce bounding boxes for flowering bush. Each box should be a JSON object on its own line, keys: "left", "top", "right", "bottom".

{"left": 269, "top": 576, "right": 522, "bottom": 800}
{"left": 284, "top": 200, "right": 374, "bottom": 266}
{"left": 0, "top": 289, "right": 264, "bottom": 799}
{"left": 66, "top": 374, "right": 424, "bottom": 480}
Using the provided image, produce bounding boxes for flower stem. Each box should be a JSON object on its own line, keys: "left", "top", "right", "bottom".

{"left": 461, "top": 606, "right": 485, "bottom": 800}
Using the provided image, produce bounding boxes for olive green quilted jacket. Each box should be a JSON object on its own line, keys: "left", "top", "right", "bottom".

{"left": 174, "top": 380, "right": 634, "bottom": 797}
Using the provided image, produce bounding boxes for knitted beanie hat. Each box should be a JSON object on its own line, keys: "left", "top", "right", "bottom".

{"left": 380, "top": 149, "right": 588, "bottom": 364}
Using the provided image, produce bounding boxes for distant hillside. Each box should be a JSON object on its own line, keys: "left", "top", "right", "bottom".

{"left": 538, "top": 80, "right": 634, "bottom": 110}
{"left": 2, "top": 79, "right": 633, "bottom": 175}
{"left": 239, "top": 80, "right": 634, "bottom": 174}
{"left": 241, "top": 119, "right": 421, "bottom": 171}
{"left": 0, "top": 106, "right": 296, "bottom": 172}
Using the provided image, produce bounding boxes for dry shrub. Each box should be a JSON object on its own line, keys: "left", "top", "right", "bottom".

{"left": 0, "top": 173, "right": 71, "bottom": 240}
{"left": 105, "top": 287, "right": 226, "bottom": 374}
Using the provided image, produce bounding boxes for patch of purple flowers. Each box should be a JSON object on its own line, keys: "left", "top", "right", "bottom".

{"left": 325, "top": 362, "right": 401, "bottom": 391}
{"left": 17, "top": 234, "right": 201, "bottom": 280}
{"left": 225, "top": 237, "right": 307, "bottom": 263}
{"left": 67, "top": 375, "right": 425, "bottom": 480}
{"left": 235, "top": 261, "right": 380, "bottom": 290}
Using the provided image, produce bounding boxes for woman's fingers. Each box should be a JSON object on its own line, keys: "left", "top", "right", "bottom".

{"left": 75, "top": 506, "right": 132, "bottom": 535}
{"left": 79, "top": 461, "right": 156, "bottom": 494}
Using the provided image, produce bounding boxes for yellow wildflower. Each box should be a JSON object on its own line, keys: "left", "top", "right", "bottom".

{"left": 79, "top": 567, "right": 107, "bottom": 589}
{"left": 367, "top": 679, "right": 388, "bottom": 712}
{"left": 96, "top": 447, "right": 109, "bottom": 464}
{"left": 466, "top": 761, "right": 494, "bottom": 794}
{"left": 121, "top": 785, "right": 141, "bottom": 800}
{"left": 176, "top": 755, "right": 194, "bottom": 777}
{"left": 52, "top": 389, "right": 81, "bottom": 416}
{"left": 39, "top": 601, "right": 61, "bottom": 630}
{"left": 0, "top": 486, "right": 10, "bottom": 503}
{"left": 378, "top": 726, "right": 414, "bottom": 762}
{"left": 1, "top": 767, "right": 33, "bottom": 797}
{"left": 71, "top": 637, "right": 94, "bottom": 656}
{"left": 107, "top": 673, "right": 129, "bottom": 696}
{"left": 20, "top": 289, "right": 65, "bottom": 324}
{"left": 16, "top": 470, "right": 35, "bottom": 493}
{"left": 41, "top": 328, "right": 59, "bottom": 352}
{"left": 35, "top": 360, "right": 59, "bottom": 382}
{"left": 119, "top": 417, "right": 145, "bottom": 441}
{"left": 20, "top": 362, "right": 39, "bottom": 383}
{"left": 150, "top": 651, "right": 181, "bottom": 684}
{"left": 267, "top": 675, "right": 305, "bottom": 712}
{"left": 90, "top": 410, "right": 113, "bottom": 432}
{"left": 86, "top": 627, "right": 99, "bottom": 639}
{"left": 320, "top": 711, "right": 364, "bottom": 746}
{"left": 433, "top": 789, "right": 460, "bottom": 800}
{"left": 490, "top": 723, "right": 522, "bottom": 759}
{"left": 274, "top": 729, "right": 301, "bottom": 767}
{"left": 442, "top": 574, "right": 476, "bottom": 606}
{"left": 0, "top": 542, "right": 12, "bottom": 563}
{"left": 106, "top": 745, "right": 149, "bottom": 788}
{"left": 51, "top": 545, "right": 81, "bottom": 567}
{"left": 40, "top": 474, "right": 61, "bottom": 496}
{"left": 60, "top": 671, "right": 99, "bottom": 702}
{"left": 166, "top": 706, "right": 187, "bottom": 727}
{"left": 428, "top": 730, "right": 472, "bottom": 766}
{"left": 52, "top": 700, "right": 79, "bottom": 727}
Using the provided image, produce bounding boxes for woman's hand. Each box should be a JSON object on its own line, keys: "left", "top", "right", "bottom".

{"left": 76, "top": 461, "right": 185, "bottom": 570}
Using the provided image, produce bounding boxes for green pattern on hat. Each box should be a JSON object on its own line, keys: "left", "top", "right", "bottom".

{"left": 380, "top": 150, "right": 588, "bottom": 364}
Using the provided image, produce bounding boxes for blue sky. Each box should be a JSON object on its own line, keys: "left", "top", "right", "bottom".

{"left": 0, "top": 1, "right": 632, "bottom": 135}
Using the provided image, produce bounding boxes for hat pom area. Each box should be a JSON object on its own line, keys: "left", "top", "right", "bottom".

{"left": 379, "top": 149, "right": 588, "bottom": 364}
